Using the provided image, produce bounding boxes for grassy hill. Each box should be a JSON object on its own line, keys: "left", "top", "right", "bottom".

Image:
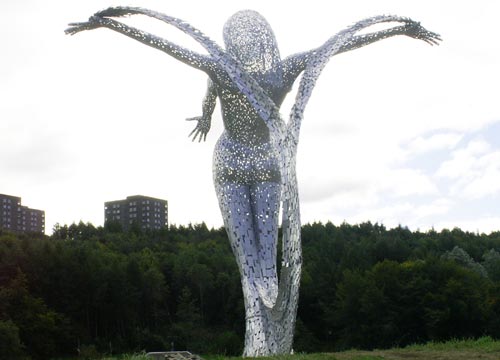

{"left": 94, "top": 337, "right": 500, "bottom": 360}
{"left": 209, "top": 337, "right": 500, "bottom": 360}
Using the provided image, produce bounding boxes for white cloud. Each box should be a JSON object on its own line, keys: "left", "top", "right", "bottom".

{"left": 436, "top": 139, "right": 489, "bottom": 180}
{"left": 405, "top": 132, "right": 463, "bottom": 156}
{"left": 378, "top": 168, "right": 439, "bottom": 197}
{"left": 436, "top": 138, "right": 500, "bottom": 199}
{"left": 299, "top": 176, "right": 368, "bottom": 204}
{"left": 350, "top": 202, "right": 414, "bottom": 228}
{"left": 461, "top": 152, "right": 500, "bottom": 199}
{"left": 413, "top": 198, "right": 453, "bottom": 220}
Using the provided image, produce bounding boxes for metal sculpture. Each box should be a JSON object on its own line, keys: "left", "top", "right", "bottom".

{"left": 66, "top": 8, "right": 440, "bottom": 356}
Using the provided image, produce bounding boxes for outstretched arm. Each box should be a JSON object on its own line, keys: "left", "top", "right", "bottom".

{"left": 283, "top": 16, "right": 441, "bottom": 83}
{"left": 66, "top": 9, "right": 217, "bottom": 75}
{"left": 186, "top": 78, "right": 218, "bottom": 142}
{"left": 338, "top": 20, "right": 440, "bottom": 54}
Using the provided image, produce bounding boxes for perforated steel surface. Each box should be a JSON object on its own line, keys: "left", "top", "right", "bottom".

{"left": 67, "top": 8, "right": 439, "bottom": 356}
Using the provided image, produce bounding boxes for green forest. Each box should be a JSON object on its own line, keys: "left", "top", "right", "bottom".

{"left": 1, "top": 221, "right": 500, "bottom": 359}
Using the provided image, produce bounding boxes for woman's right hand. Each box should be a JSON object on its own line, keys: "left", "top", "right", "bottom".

{"left": 186, "top": 116, "right": 211, "bottom": 142}
{"left": 65, "top": 16, "right": 104, "bottom": 35}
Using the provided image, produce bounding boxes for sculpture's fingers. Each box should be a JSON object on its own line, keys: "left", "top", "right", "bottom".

{"left": 65, "top": 22, "right": 93, "bottom": 35}
{"left": 424, "top": 35, "right": 440, "bottom": 46}
{"left": 67, "top": 22, "right": 87, "bottom": 27}
{"left": 430, "top": 33, "right": 442, "bottom": 45}
{"left": 420, "top": 29, "right": 441, "bottom": 46}
{"left": 186, "top": 116, "right": 200, "bottom": 121}
{"left": 192, "top": 129, "right": 202, "bottom": 142}
{"left": 64, "top": 27, "right": 79, "bottom": 35}
{"left": 188, "top": 127, "right": 198, "bottom": 137}
{"left": 65, "top": 16, "right": 105, "bottom": 35}
{"left": 198, "top": 130, "right": 208, "bottom": 142}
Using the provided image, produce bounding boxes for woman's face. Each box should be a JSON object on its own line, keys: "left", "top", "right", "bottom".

{"left": 223, "top": 10, "right": 280, "bottom": 73}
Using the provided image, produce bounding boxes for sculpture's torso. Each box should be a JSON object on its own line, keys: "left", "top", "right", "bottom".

{"left": 213, "top": 68, "right": 292, "bottom": 185}
{"left": 217, "top": 69, "right": 289, "bottom": 145}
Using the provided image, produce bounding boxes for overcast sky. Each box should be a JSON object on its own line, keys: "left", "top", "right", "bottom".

{"left": 1, "top": 0, "right": 500, "bottom": 234}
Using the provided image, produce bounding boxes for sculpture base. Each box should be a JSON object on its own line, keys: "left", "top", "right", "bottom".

{"left": 146, "top": 351, "right": 203, "bottom": 360}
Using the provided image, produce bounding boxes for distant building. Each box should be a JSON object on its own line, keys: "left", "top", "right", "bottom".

{"left": 0, "top": 194, "right": 45, "bottom": 234}
{"left": 104, "top": 195, "right": 168, "bottom": 231}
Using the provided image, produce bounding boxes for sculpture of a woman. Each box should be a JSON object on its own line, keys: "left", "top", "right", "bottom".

{"left": 67, "top": 8, "right": 439, "bottom": 356}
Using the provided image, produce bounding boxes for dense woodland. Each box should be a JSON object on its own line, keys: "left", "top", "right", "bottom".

{"left": 1, "top": 221, "right": 500, "bottom": 359}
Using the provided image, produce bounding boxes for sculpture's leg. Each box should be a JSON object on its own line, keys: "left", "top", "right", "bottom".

{"left": 215, "top": 182, "right": 270, "bottom": 356}
{"left": 249, "top": 182, "right": 280, "bottom": 306}
{"left": 249, "top": 182, "right": 281, "bottom": 353}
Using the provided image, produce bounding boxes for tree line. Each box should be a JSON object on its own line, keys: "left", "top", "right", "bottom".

{"left": 1, "top": 221, "right": 500, "bottom": 359}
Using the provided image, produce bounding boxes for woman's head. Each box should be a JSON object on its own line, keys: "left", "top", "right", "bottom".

{"left": 223, "top": 10, "right": 280, "bottom": 73}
